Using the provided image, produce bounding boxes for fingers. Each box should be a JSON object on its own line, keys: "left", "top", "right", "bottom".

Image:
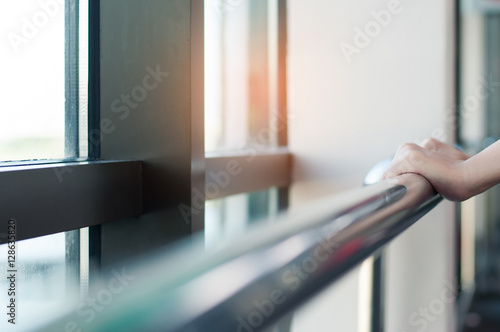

{"left": 381, "top": 139, "right": 471, "bottom": 201}
{"left": 382, "top": 139, "right": 467, "bottom": 182}
{"left": 381, "top": 143, "right": 423, "bottom": 180}
{"left": 421, "top": 138, "right": 469, "bottom": 161}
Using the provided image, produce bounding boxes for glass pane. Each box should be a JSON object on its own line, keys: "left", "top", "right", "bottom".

{"left": 0, "top": 1, "right": 88, "bottom": 162}
{"left": 205, "top": 187, "right": 279, "bottom": 248}
{"left": 205, "top": 0, "right": 280, "bottom": 153}
{"left": 0, "top": 231, "right": 71, "bottom": 330}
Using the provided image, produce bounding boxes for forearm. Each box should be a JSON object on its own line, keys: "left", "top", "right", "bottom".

{"left": 462, "top": 139, "right": 500, "bottom": 198}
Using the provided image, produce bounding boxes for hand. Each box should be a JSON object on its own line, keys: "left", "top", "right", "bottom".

{"left": 381, "top": 138, "right": 471, "bottom": 201}
{"left": 420, "top": 138, "right": 469, "bottom": 161}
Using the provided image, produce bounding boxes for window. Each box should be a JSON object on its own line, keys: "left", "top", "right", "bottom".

{"left": 1, "top": 1, "right": 65, "bottom": 162}
{"left": 0, "top": 2, "right": 91, "bottom": 329}
{"left": 1, "top": 0, "right": 289, "bottom": 329}
{"left": 0, "top": 0, "right": 88, "bottom": 162}
{"left": 203, "top": 2, "right": 291, "bottom": 328}
{"left": 0, "top": 232, "right": 68, "bottom": 330}
{"left": 205, "top": 0, "right": 282, "bottom": 153}
{"left": 205, "top": 187, "right": 281, "bottom": 247}
{"left": 204, "top": 0, "right": 290, "bottom": 201}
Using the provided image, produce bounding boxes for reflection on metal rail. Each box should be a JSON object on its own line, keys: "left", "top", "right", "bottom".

{"left": 41, "top": 174, "right": 442, "bottom": 332}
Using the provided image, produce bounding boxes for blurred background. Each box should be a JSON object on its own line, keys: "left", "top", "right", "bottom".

{"left": 3, "top": 0, "right": 500, "bottom": 331}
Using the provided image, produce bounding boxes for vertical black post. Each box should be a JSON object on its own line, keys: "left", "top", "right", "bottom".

{"left": 89, "top": 225, "right": 101, "bottom": 290}
{"left": 371, "top": 252, "right": 385, "bottom": 332}
{"left": 65, "top": 0, "right": 80, "bottom": 158}
{"left": 278, "top": 187, "right": 289, "bottom": 212}
{"left": 88, "top": 0, "right": 101, "bottom": 289}
{"left": 88, "top": 0, "right": 100, "bottom": 160}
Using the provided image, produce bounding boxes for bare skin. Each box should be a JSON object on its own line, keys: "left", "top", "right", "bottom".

{"left": 381, "top": 138, "right": 500, "bottom": 202}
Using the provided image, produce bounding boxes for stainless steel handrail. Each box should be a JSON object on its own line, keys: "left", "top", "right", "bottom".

{"left": 41, "top": 174, "right": 441, "bottom": 332}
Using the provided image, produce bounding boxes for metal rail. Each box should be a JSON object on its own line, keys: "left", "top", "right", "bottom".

{"left": 41, "top": 173, "right": 441, "bottom": 332}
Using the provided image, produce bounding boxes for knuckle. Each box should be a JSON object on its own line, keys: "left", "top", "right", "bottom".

{"left": 407, "top": 148, "right": 423, "bottom": 162}
{"left": 422, "top": 137, "right": 442, "bottom": 150}
{"left": 422, "top": 138, "right": 436, "bottom": 148}
{"left": 398, "top": 142, "right": 418, "bottom": 153}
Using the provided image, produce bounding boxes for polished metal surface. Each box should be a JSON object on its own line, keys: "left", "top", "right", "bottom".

{"left": 41, "top": 174, "right": 441, "bottom": 332}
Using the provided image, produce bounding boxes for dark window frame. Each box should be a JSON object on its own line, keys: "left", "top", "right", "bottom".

{"left": 1, "top": 0, "right": 290, "bottom": 261}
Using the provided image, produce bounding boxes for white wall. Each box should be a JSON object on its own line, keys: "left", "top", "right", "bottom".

{"left": 288, "top": 0, "right": 456, "bottom": 331}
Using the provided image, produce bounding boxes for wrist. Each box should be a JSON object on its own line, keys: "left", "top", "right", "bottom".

{"left": 458, "top": 160, "right": 474, "bottom": 200}
{"left": 461, "top": 157, "right": 493, "bottom": 199}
